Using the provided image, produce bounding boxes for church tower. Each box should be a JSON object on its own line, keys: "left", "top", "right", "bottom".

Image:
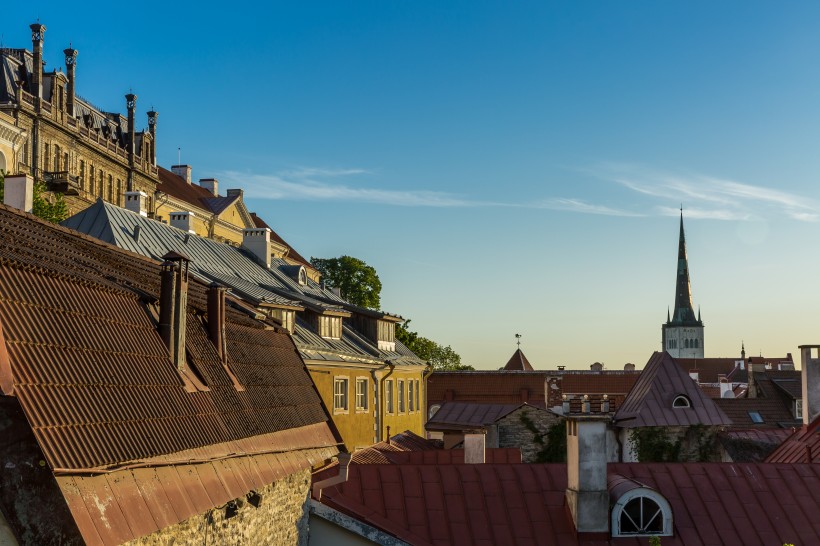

{"left": 662, "top": 212, "right": 704, "bottom": 358}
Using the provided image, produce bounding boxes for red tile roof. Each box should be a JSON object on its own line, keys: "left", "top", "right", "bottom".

{"left": 714, "top": 397, "right": 799, "bottom": 429}
{"left": 614, "top": 352, "right": 731, "bottom": 427}
{"left": 157, "top": 165, "right": 216, "bottom": 209}
{"left": 319, "top": 461, "right": 820, "bottom": 545}
{"left": 0, "top": 203, "right": 340, "bottom": 543}
{"left": 674, "top": 357, "right": 747, "bottom": 383}
{"left": 503, "top": 348, "right": 534, "bottom": 370}
{"left": 765, "top": 417, "right": 820, "bottom": 463}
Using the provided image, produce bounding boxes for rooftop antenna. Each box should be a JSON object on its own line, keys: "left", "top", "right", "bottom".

{"left": 515, "top": 333, "right": 522, "bottom": 348}
{"left": 177, "top": 146, "right": 181, "bottom": 165}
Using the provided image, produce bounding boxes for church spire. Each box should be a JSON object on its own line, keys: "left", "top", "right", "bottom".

{"left": 671, "top": 210, "right": 700, "bottom": 325}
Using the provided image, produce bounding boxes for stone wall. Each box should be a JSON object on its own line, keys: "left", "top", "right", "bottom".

{"left": 126, "top": 468, "right": 312, "bottom": 546}
{"left": 496, "top": 407, "right": 562, "bottom": 463}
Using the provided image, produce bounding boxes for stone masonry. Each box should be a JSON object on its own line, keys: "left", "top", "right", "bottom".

{"left": 496, "top": 406, "right": 562, "bottom": 463}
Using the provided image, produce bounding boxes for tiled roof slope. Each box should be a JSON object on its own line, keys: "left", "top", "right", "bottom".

{"left": 319, "top": 462, "right": 820, "bottom": 546}
{"left": 426, "top": 401, "right": 527, "bottom": 430}
{"left": 675, "top": 357, "right": 747, "bottom": 383}
{"left": 503, "top": 348, "right": 534, "bottom": 370}
{"left": 0, "top": 202, "right": 339, "bottom": 470}
{"left": 765, "top": 417, "right": 820, "bottom": 463}
{"left": 614, "top": 352, "right": 731, "bottom": 427}
{"left": 427, "top": 371, "right": 549, "bottom": 408}
{"left": 157, "top": 166, "right": 216, "bottom": 209}
{"left": 714, "top": 397, "right": 799, "bottom": 428}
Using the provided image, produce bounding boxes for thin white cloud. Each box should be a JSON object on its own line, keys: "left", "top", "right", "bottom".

{"left": 536, "top": 198, "right": 644, "bottom": 217}
{"left": 656, "top": 206, "right": 749, "bottom": 221}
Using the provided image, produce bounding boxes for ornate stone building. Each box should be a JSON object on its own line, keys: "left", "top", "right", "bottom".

{"left": 0, "top": 22, "right": 316, "bottom": 275}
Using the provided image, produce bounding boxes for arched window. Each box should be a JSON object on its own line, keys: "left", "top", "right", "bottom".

{"left": 298, "top": 267, "right": 307, "bottom": 286}
{"left": 429, "top": 404, "right": 441, "bottom": 420}
{"left": 672, "top": 395, "right": 691, "bottom": 408}
{"left": 694, "top": 339, "right": 699, "bottom": 348}
{"left": 612, "top": 492, "right": 673, "bottom": 537}
{"left": 0, "top": 150, "right": 6, "bottom": 173}
{"left": 684, "top": 339, "right": 689, "bottom": 349}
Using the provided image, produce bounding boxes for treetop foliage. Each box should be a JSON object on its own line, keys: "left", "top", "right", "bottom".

{"left": 0, "top": 172, "right": 69, "bottom": 223}
{"left": 310, "top": 255, "right": 382, "bottom": 310}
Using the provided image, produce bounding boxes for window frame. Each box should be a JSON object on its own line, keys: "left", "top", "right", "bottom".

{"left": 795, "top": 399, "right": 804, "bottom": 420}
{"left": 333, "top": 377, "right": 349, "bottom": 414}
{"left": 355, "top": 377, "right": 369, "bottom": 412}
{"left": 398, "top": 379, "right": 405, "bottom": 413}
{"left": 672, "top": 395, "right": 691, "bottom": 409}
{"left": 611, "top": 488, "right": 673, "bottom": 538}
{"left": 408, "top": 380, "right": 415, "bottom": 412}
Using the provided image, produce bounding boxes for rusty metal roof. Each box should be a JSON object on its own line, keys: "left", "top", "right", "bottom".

{"left": 0, "top": 203, "right": 340, "bottom": 543}
{"left": 614, "top": 352, "right": 731, "bottom": 427}
{"left": 426, "top": 401, "right": 527, "bottom": 431}
{"left": 765, "top": 417, "right": 820, "bottom": 463}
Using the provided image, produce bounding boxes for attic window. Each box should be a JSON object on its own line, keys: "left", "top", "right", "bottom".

{"left": 748, "top": 411, "right": 764, "bottom": 424}
{"left": 298, "top": 268, "right": 307, "bottom": 285}
{"left": 612, "top": 491, "right": 673, "bottom": 537}
{"left": 672, "top": 395, "right": 691, "bottom": 408}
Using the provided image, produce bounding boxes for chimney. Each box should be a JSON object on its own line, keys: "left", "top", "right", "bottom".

{"left": 582, "top": 394, "right": 590, "bottom": 414}
{"left": 600, "top": 394, "right": 610, "bottom": 413}
{"left": 147, "top": 110, "right": 158, "bottom": 166}
{"left": 169, "top": 211, "right": 196, "bottom": 234}
{"left": 624, "top": 363, "right": 635, "bottom": 371}
{"left": 125, "top": 93, "right": 137, "bottom": 191}
{"left": 30, "top": 23, "right": 46, "bottom": 101}
{"left": 242, "top": 228, "right": 271, "bottom": 268}
{"left": 207, "top": 283, "right": 227, "bottom": 360}
{"left": 171, "top": 165, "right": 192, "bottom": 184}
{"left": 565, "top": 413, "right": 610, "bottom": 534}
{"left": 159, "top": 252, "right": 190, "bottom": 372}
{"left": 464, "top": 432, "right": 485, "bottom": 464}
{"left": 590, "top": 362, "right": 603, "bottom": 372}
{"left": 199, "top": 178, "right": 218, "bottom": 196}
{"left": 63, "top": 46, "right": 77, "bottom": 116}
{"left": 689, "top": 371, "right": 699, "bottom": 382}
{"left": 799, "top": 345, "right": 820, "bottom": 426}
{"left": 124, "top": 191, "right": 148, "bottom": 217}
{"left": 562, "top": 395, "right": 570, "bottom": 415}
{"left": 3, "top": 174, "right": 34, "bottom": 212}
{"left": 719, "top": 376, "right": 733, "bottom": 399}
{"left": 226, "top": 188, "right": 243, "bottom": 199}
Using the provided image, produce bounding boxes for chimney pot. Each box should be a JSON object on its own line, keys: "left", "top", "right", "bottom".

{"left": 3, "top": 174, "right": 34, "bottom": 213}
{"left": 199, "top": 178, "right": 218, "bottom": 196}
{"left": 170, "top": 211, "right": 196, "bottom": 234}
{"left": 464, "top": 432, "right": 485, "bottom": 464}
{"left": 124, "top": 191, "right": 148, "bottom": 217}
{"left": 562, "top": 395, "right": 570, "bottom": 415}
{"left": 242, "top": 228, "right": 271, "bottom": 268}
{"left": 565, "top": 414, "right": 610, "bottom": 533}
{"left": 171, "top": 165, "right": 192, "bottom": 184}
{"left": 582, "top": 394, "right": 590, "bottom": 414}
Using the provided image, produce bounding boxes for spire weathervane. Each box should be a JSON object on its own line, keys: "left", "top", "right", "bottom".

{"left": 515, "top": 333, "right": 522, "bottom": 348}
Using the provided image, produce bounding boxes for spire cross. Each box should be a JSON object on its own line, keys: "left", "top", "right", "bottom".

{"left": 515, "top": 333, "right": 522, "bottom": 348}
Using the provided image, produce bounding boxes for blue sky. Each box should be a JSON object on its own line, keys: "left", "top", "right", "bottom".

{"left": 12, "top": 2, "right": 820, "bottom": 369}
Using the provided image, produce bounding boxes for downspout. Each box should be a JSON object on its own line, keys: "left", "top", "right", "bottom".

{"left": 422, "top": 362, "right": 433, "bottom": 429}
{"left": 312, "top": 452, "right": 352, "bottom": 501}
{"left": 374, "top": 361, "right": 396, "bottom": 442}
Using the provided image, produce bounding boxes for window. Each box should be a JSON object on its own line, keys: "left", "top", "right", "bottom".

{"left": 415, "top": 379, "right": 420, "bottom": 412}
{"left": 672, "top": 395, "right": 691, "bottom": 408}
{"left": 378, "top": 321, "right": 395, "bottom": 343}
{"left": 796, "top": 399, "right": 804, "bottom": 420}
{"left": 355, "top": 378, "right": 368, "bottom": 412}
{"left": 268, "top": 309, "right": 294, "bottom": 333}
{"left": 386, "top": 380, "right": 394, "bottom": 414}
{"left": 333, "top": 378, "right": 348, "bottom": 412}
{"left": 398, "top": 380, "right": 405, "bottom": 413}
{"left": 89, "top": 166, "right": 95, "bottom": 194}
{"left": 298, "top": 267, "right": 307, "bottom": 285}
{"left": 98, "top": 171, "right": 104, "bottom": 198}
{"left": 611, "top": 491, "right": 673, "bottom": 537}
{"left": 319, "top": 315, "right": 342, "bottom": 339}
{"left": 748, "top": 411, "right": 764, "bottom": 424}
{"left": 107, "top": 174, "right": 113, "bottom": 202}
{"left": 429, "top": 404, "right": 441, "bottom": 420}
{"left": 79, "top": 160, "right": 85, "bottom": 191}
{"left": 408, "top": 380, "right": 415, "bottom": 412}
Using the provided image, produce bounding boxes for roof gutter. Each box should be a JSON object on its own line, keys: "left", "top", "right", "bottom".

{"left": 422, "top": 361, "right": 434, "bottom": 424}
{"left": 376, "top": 361, "right": 396, "bottom": 442}
{"left": 312, "top": 451, "right": 352, "bottom": 501}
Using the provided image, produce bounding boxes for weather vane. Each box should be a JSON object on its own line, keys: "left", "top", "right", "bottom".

{"left": 515, "top": 333, "right": 522, "bottom": 348}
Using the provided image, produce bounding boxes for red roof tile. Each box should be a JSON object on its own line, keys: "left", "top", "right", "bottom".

{"left": 319, "top": 462, "right": 820, "bottom": 545}
{"left": 614, "top": 352, "right": 731, "bottom": 427}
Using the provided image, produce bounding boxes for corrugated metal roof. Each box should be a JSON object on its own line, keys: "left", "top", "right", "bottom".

{"left": 614, "top": 352, "right": 731, "bottom": 427}
{"left": 426, "top": 401, "right": 526, "bottom": 429}
{"left": 765, "top": 417, "right": 820, "bottom": 463}
{"left": 319, "top": 461, "right": 820, "bottom": 546}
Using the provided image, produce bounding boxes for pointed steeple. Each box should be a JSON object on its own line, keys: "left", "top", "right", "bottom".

{"left": 670, "top": 210, "right": 701, "bottom": 326}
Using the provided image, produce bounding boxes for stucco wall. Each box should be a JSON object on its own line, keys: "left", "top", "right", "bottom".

{"left": 125, "top": 468, "right": 311, "bottom": 546}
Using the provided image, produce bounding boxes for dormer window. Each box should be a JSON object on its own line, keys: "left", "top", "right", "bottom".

{"left": 319, "top": 315, "right": 342, "bottom": 339}
{"left": 299, "top": 267, "right": 307, "bottom": 285}
{"left": 672, "top": 395, "right": 691, "bottom": 408}
{"left": 612, "top": 491, "right": 673, "bottom": 537}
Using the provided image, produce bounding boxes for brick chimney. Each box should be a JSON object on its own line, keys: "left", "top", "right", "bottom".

{"left": 199, "top": 178, "right": 218, "bottom": 196}
{"left": 464, "top": 432, "right": 485, "bottom": 464}
{"left": 566, "top": 413, "right": 610, "bottom": 534}
{"left": 30, "top": 23, "right": 45, "bottom": 101}
{"left": 242, "top": 228, "right": 271, "bottom": 268}
{"left": 169, "top": 211, "right": 196, "bottom": 234}
{"left": 63, "top": 46, "right": 77, "bottom": 117}
{"left": 3, "top": 174, "right": 34, "bottom": 213}
{"left": 799, "top": 345, "right": 820, "bottom": 426}
{"left": 171, "top": 165, "right": 192, "bottom": 184}
{"left": 124, "top": 191, "right": 148, "bottom": 217}
{"left": 159, "top": 252, "right": 190, "bottom": 373}
{"left": 147, "top": 110, "right": 158, "bottom": 166}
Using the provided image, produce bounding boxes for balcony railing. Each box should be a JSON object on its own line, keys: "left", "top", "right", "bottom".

{"left": 43, "top": 171, "right": 80, "bottom": 196}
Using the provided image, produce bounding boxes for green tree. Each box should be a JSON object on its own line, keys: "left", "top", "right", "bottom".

{"left": 310, "top": 255, "right": 382, "bottom": 309}
{"left": 0, "top": 172, "right": 68, "bottom": 223}
{"left": 396, "top": 322, "right": 472, "bottom": 371}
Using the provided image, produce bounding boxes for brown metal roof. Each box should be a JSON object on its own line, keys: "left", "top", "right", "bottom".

{"left": 427, "top": 371, "right": 549, "bottom": 408}
{"left": 614, "top": 352, "right": 731, "bottom": 427}
{"left": 426, "top": 401, "right": 527, "bottom": 430}
{"left": 765, "top": 417, "right": 820, "bottom": 463}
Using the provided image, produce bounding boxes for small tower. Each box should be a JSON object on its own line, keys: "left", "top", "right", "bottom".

{"left": 30, "top": 23, "right": 46, "bottom": 101}
{"left": 147, "top": 109, "right": 158, "bottom": 166}
{"left": 63, "top": 46, "right": 77, "bottom": 116}
{"left": 662, "top": 211, "right": 704, "bottom": 358}
{"left": 125, "top": 93, "right": 137, "bottom": 191}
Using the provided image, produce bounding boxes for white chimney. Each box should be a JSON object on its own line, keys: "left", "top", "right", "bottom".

{"left": 4, "top": 174, "right": 33, "bottom": 213}
{"left": 799, "top": 345, "right": 820, "bottom": 426}
{"left": 124, "top": 191, "right": 148, "bottom": 217}
{"left": 199, "top": 178, "right": 218, "bottom": 196}
{"left": 171, "top": 164, "right": 192, "bottom": 184}
{"left": 566, "top": 414, "right": 609, "bottom": 534}
{"left": 719, "top": 376, "right": 734, "bottom": 399}
{"left": 169, "top": 211, "right": 196, "bottom": 234}
{"left": 689, "top": 371, "right": 699, "bottom": 382}
{"left": 464, "top": 433, "right": 485, "bottom": 464}
{"left": 242, "top": 228, "right": 271, "bottom": 268}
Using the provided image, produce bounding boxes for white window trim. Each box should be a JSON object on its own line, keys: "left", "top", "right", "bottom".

{"left": 398, "top": 379, "right": 405, "bottom": 414}
{"left": 333, "top": 377, "right": 349, "bottom": 414}
{"left": 355, "top": 377, "right": 369, "bottom": 413}
{"left": 672, "top": 395, "right": 691, "bottom": 408}
{"left": 385, "top": 379, "right": 395, "bottom": 414}
{"left": 611, "top": 488, "right": 673, "bottom": 537}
